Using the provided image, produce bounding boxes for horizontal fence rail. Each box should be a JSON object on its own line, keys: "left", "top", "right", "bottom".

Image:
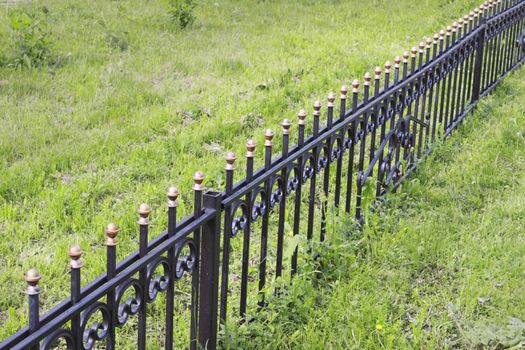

{"left": 2, "top": 0, "right": 525, "bottom": 349}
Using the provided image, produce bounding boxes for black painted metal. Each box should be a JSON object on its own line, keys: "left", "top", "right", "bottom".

{"left": 2, "top": 2, "right": 525, "bottom": 350}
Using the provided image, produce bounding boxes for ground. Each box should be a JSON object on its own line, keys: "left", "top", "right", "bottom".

{"left": 1, "top": 0, "right": 523, "bottom": 348}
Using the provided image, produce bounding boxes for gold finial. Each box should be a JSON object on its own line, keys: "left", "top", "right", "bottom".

{"left": 374, "top": 67, "right": 382, "bottom": 78}
{"left": 25, "top": 268, "right": 41, "bottom": 295}
{"left": 313, "top": 101, "right": 321, "bottom": 116}
{"left": 474, "top": 8, "right": 480, "bottom": 16}
{"left": 446, "top": 26, "right": 452, "bottom": 36}
{"left": 225, "top": 152, "right": 236, "bottom": 171}
{"left": 411, "top": 46, "right": 418, "bottom": 57}
{"left": 264, "top": 129, "right": 274, "bottom": 146}
{"left": 452, "top": 22, "right": 458, "bottom": 32}
{"left": 464, "top": 14, "right": 470, "bottom": 22}
{"left": 425, "top": 38, "right": 432, "bottom": 48}
{"left": 138, "top": 203, "right": 152, "bottom": 226}
{"left": 167, "top": 186, "right": 180, "bottom": 207}
{"left": 327, "top": 93, "right": 336, "bottom": 107}
{"left": 384, "top": 61, "right": 392, "bottom": 73}
{"left": 394, "top": 56, "right": 401, "bottom": 67}
{"left": 106, "top": 223, "right": 120, "bottom": 246}
{"left": 458, "top": 19, "right": 464, "bottom": 27}
{"left": 363, "top": 72, "right": 372, "bottom": 85}
{"left": 298, "top": 109, "right": 307, "bottom": 125}
{"left": 282, "top": 118, "right": 291, "bottom": 134}
{"left": 340, "top": 85, "right": 348, "bottom": 99}
{"left": 192, "top": 171, "right": 205, "bottom": 191}
{"left": 403, "top": 52, "right": 409, "bottom": 62}
{"left": 439, "top": 30, "right": 446, "bottom": 39}
{"left": 245, "top": 139, "right": 256, "bottom": 157}
{"left": 351, "top": 79, "right": 360, "bottom": 92}
{"left": 69, "top": 244, "right": 83, "bottom": 269}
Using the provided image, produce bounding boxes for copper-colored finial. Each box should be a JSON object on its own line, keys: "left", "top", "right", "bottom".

{"left": 403, "top": 52, "right": 409, "bottom": 62}
{"left": 394, "top": 56, "right": 401, "bottom": 67}
{"left": 384, "top": 61, "right": 392, "bottom": 71}
{"left": 411, "top": 46, "right": 418, "bottom": 57}
{"left": 69, "top": 244, "right": 83, "bottom": 269}
{"left": 25, "top": 268, "right": 41, "bottom": 295}
{"left": 340, "top": 85, "right": 348, "bottom": 99}
{"left": 298, "top": 109, "right": 307, "bottom": 125}
{"left": 313, "top": 101, "right": 321, "bottom": 116}
{"left": 352, "top": 79, "right": 360, "bottom": 92}
{"left": 327, "top": 93, "right": 336, "bottom": 107}
{"left": 246, "top": 139, "right": 256, "bottom": 157}
{"left": 374, "top": 67, "right": 382, "bottom": 77}
{"left": 439, "top": 30, "right": 446, "bottom": 39}
{"left": 225, "top": 152, "right": 236, "bottom": 171}
{"left": 138, "top": 203, "right": 151, "bottom": 226}
{"left": 167, "top": 186, "right": 180, "bottom": 207}
{"left": 458, "top": 19, "right": 464, "bottom": 27}
{"left": 464, "top": 14, "right": 470, "bottom": 22}
{"left": 282, "top": 118, "right": 291, "bottom": 134}
{"left": 446, "top": 26, "right": 452, "bottom": 35}
{"left": 363, "top": 72, "right": 372, "bottom": 85}
{"left": 106, "top": 223, "right": 120, "bottom": 246}
{"left": 192, "top": 171, "right": 205, "bottom": 191}
{"left": 25, "top": 268, "right": 41, "bottom": 285}
{"left": 264, "top": 129, "right": 274, "bottom": 146}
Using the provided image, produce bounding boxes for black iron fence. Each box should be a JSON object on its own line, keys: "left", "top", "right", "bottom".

{"left": 2, "top": 0, "right": 525, "bottom": 349}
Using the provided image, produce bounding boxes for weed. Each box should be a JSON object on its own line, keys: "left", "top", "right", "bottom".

{"left": 168, "top": 0, "right": 196, "bottom": 29}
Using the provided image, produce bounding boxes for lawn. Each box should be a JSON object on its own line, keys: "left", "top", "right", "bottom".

{"left": 0, "top": 0, "right": 516, "bottom": 346}
{"left": 221, "top": 67, "right": 525, "bottom": 349}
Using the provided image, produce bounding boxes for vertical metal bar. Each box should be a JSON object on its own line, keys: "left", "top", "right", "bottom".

{"left": 402, "top": 52, "right": 409, "bottom": 79}
{"left": 25, "top": 268, "right": 41, "bottom": 350}
{"left": 334, "top": 86, "right": 348, "bottom": 208}
{"left": 240, "top": 142, "right": 254, "bottom": 316}
{"left": 472, "top": 17, "right": 486, "bottom": 103}
{"left": 198, "top": 191, "right": 222, "bottom": 350}
{"left": 258, "top": 129, "right": 273, "bottom": 306}
{"left": 219, "top": 153, "right": 235, "bottom": 323}
{"left": 166, "top": 187, "right": 179, "bottom": 349}
{"left": 275, "top": 120, "right": 290, "bottom": 277}
{"left": 368, "top": 68, "right": 381, "bottom": 169}
{"left": 106, "top": 224, "right": 118, "bottom": 350}
{"left": 443, "top": 27, "right": 453, "bottom": 132}
{"left": 307, "top": 102, "right": 320, "bottom": 242}
{"left": 384, "top": 61, "right": 391, "bottom": 90}
{"left": 137, "top": 203, "right": 151, "bottom": 350}
{"left": 355, "top": 74, "right": 369, "bottom": 222}
{"left": 431, "top": 35, "right": 440, "bottom": 142}
{"left": 393, "top": 57, "right": 401, "bottom": 85}
{"left": 345, "top": 80, "right": 359, "bottom": 214}
{"left": 322, "top": 96, "right": 334, "bottom": 241}
{"left": 191, "top": 173, "right": 204, "bottom": 346}
{"left": 69, "top": 244, "right": 83, "bottom": 350}
{"left": 292, "top": 110, "right": 306, "bottom": 275}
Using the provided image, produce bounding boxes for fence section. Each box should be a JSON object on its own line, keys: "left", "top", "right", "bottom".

{"left": 1, "top": 0, "right": 525, "bottom": 349}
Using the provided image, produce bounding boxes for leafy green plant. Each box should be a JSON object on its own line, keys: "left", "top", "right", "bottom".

{"left": 168, "top": 0, "right": 196, "bottom": 29}
{"left": 4, "top": 9, "right": 54, "bottom": 69}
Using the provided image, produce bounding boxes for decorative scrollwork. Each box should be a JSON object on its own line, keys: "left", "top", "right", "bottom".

{"left": 41, "top": 328, "right": 75, "bottom": 350}
{"left": 115, "top": 278, "right": 142, "bottom": 327}
{"left": 174, "top": 238, "right": 197, "bottom": 280}
{"left": 230, "top": 201, "right": 248, "bottom": 236}
{"left": 387, "top": 107, "right": 395, "bottom": 119}
{"left": 395, "top": 101, "right": 404, "bottom": 113}
{"left": 250, "top": 188, "right": 266, "bottom": 221}
{"left": 80, "top": 301, "right": 110, "bottom": 350}
{"left": 286, "top": 165, "right": 300, "bottom": 194}
{"left": 269, "top": 175, "right": 284, "bottom": 210}
{"left": 146, "top": 257, "right": 170, "bottom": 303}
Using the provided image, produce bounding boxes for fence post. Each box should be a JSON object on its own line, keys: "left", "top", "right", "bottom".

{"left": 471, "top": 17, "right": 486, "bottom": 103}
{"left": 198, "top": 191, "right": 222, "bottom": 350}
{"left": 25, "top": 268, "right": 41, "bottom": 350}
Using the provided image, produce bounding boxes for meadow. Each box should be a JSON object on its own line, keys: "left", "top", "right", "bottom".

{"left": 1, "top": 0, "right": 523, "bottom": 348}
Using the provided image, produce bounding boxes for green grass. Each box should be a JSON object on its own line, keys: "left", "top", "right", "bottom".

{"left": 220, "top": 68, "right": 525, "bottom": 349}
{"left": 0, "top": 0, "right": 519, "bottom": 347}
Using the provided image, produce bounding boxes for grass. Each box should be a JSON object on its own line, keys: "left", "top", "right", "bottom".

{"left": 220, "top": 68, "right": 525, "bottom": 349}
{"left": 0, "top": 0, "right": 520, "bottom": 347}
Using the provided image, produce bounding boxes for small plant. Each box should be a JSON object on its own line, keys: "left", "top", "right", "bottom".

{"left": 168, "top": 0, "right": 196, "bottom": 29}
{"left": 4, "top": 9, "right": 54, "bottom": 69}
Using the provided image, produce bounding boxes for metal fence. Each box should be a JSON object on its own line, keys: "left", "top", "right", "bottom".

{"left": 2, "top": 1, "right": 525, "bottom": 349}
